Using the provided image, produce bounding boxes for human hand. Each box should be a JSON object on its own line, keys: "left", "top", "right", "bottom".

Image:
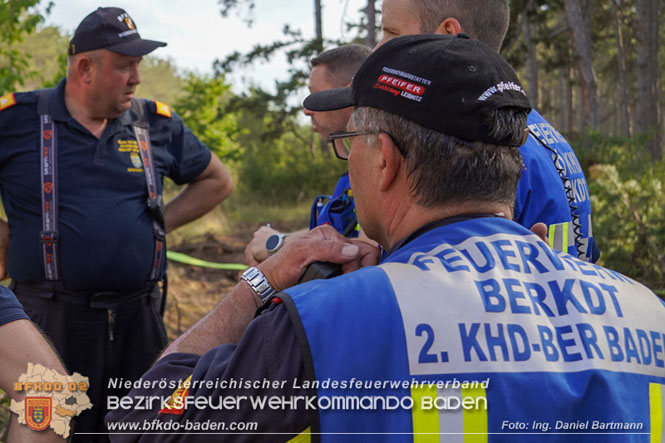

{"left": 530, "top": 222, "right": 548, "bottom": 243}
{"left": 244, "top": 225, "right": 279, "bottom": 266}
{"left": 258, "top": 225, "right": 379, "bottom": 292}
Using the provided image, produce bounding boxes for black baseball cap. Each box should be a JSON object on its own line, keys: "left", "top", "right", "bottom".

{"left": 304, "top": 34, "right": 531, "bottom": 147}
{"left": 68, "top": 7, "right": 166, "bottom": 56}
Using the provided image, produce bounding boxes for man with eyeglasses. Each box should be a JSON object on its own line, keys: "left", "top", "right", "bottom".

{"left": 108, "top": 35, "right": 661, "bottom": 442}
{"left": 244, "top": 44, "right": 371, "bottom": 267}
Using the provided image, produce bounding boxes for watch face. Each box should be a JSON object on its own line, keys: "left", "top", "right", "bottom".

{"left": 266, "top": 234, "right": 280, "bottom": 252}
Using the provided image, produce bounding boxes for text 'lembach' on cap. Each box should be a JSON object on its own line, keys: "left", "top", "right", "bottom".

{"left": 303, "top": 34, "right": 532, "bottom": 147}
{"left": 68, "top": 7, "right": 166, "bottom": 57}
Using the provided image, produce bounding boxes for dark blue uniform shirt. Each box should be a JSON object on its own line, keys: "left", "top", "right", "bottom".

{"left": 0, "top": 284, "right": 29, "bottom": 326}
{"left": 0, "top": 80, "right": 212, "bottom": 292}
{"left": 106, "top": 301, "right": 312, "bottom": 442}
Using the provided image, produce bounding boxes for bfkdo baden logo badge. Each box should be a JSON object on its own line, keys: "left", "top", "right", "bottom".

{"left": 25, "top": 397, "right": 52, "bottom": 431}
{"left": 11, "top": 363, "right": 92, "bottom": 438}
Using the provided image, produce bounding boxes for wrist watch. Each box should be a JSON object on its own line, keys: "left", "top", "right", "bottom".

{"left": 266, "top": 233, "right": 288, "bottom": 255}
{"left": 241, "top": 267, "right": 276, "bottom": 304}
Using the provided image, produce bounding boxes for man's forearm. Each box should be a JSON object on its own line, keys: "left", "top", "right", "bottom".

{"left": 164, "top": 155, "right": 233, "bottom": 233}
{"left": 160, "top": 282, "right": 261, "bottom": 358}
{"left": 0, "top": 320, "right": 68, "bottom": 395}
{"left": 159, "top": 226, "right": 378, "bottom": 359}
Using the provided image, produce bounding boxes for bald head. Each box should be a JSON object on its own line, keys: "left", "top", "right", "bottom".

{"left": 380, "top": 0, "right": 510, "bottom": 52}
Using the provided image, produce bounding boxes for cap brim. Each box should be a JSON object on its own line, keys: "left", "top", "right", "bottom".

{"left": 303, "top": 87, "right": 355, "bottom": 112}
{"left": 107, "top": 38, "right": 167, "bottom": 56}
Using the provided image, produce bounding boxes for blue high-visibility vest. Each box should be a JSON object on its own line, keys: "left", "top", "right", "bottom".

{"left": 282, "top": 217, "right": 664, "bottom": 441}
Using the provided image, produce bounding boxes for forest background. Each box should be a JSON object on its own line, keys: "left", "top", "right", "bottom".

{"left": 0, "top": 0, "right": 663, "bottom": 294}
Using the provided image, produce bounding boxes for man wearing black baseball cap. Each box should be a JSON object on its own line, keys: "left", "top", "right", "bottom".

{"left": 107, "top": 34, "right": 662, "bottom": 441}
{"left": 68, "top": 7, "right": 166, "bottom": 57}
{"left": 0, "top": 6, "right": 233, "bottom": 440}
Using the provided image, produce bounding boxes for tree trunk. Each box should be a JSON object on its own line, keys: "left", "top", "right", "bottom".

{"left": 636, "top": 0, "right": 662, "bottom": 159}
{"left": 564, "top": 0, "right": 600, "bottom": 130}
{"left": 522, "top": 0, "right": 539, "bottom": 107}
{"left": 576, "top": 84, "right": 585, "bottom": 135}
{"left": 558, "top": 68, "right": 566, "bottom": 131}
{"left": 314, "top": 0, "right": 323, "bottom": 52}
{"left": 611, "top": 0, "right": 631, "bottom": 136}
{"left": 365, "top": 0, "right": 377, "bottom": 48}
{"left": 566, "top": 66, "right": 574, "bottom": 134}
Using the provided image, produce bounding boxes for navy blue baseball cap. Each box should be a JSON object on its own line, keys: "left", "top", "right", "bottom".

{"left": 69, "top": 7, "right": 166, "bottom": 56}
{"left": 304, "top": 34, "right": 531, "bottom": 147}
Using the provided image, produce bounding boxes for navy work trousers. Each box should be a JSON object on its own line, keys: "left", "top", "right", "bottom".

{"left": 13, "top": 282, "right": 168, "bottom": 443}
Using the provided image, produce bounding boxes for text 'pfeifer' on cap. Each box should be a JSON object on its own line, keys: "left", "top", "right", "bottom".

{"left": 304, "top": 34, "right": 531, "bottom": 147}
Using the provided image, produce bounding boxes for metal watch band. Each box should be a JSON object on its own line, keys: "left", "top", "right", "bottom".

{"left": 241, "top": 267, "right": 276, "bottom": 304}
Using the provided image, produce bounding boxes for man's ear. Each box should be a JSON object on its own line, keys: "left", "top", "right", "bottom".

{"left": 77, "top": 56, "right": 95, "bottom": 84}
{"left": 435, "top": 17, "right": 462, "bottom": 36}
{"left": 377, "top": 133, "right": 402, "bottom": 193}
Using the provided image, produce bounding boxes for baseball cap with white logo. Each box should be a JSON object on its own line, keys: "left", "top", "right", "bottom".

{"left": 68, "top": 7, "right": 166, "bottom": 56}
{"left": 304, "top": 34, "right": 531, "bottom": 147}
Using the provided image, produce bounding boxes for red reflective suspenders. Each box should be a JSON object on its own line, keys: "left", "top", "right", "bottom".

{"left": 131, "top": 99, "right": 166, "bottom": 282}
{"left": 36, "top": 92, "right": 166, "bottom": 284}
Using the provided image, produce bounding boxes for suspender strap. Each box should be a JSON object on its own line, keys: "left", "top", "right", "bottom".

{"left": 37, "top": 89, "right": 61, "bottom": 281}
{"left": 131, "top": 99, "right": 166, "bottom": 282}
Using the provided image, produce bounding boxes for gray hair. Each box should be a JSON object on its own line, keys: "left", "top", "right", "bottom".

{"left": 311, "top": 44, "right": 372, "bottom": 87}
{"left": 351, "top": 106, "right": 526, "bottom": 208}
{"left": 66, "top": 49, "right": 103, "bottom": 76}
{"left": 414, "top": 0, "right": 510, "bottom": 52}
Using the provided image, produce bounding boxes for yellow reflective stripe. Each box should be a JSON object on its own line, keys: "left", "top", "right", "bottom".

{"left": 412, "top": 385, "right": 439, "bottom": 443}
{"left": 548, "top": 222, "right": 569, "bottom": 252}
{"left": 548, "top": 224, "right": 557, "bottom": 250}
{"left": 287, "top": 426, "right": 311, "bottom": 443}
{"left": 650, "top": 383, "right": 664, "bottom": 443}
{"left": 462, "top": 386, "right": 488, "bottom": 443}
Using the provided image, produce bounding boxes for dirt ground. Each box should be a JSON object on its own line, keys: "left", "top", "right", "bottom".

{"left": 163, "top": 221, "right": 302, "bottom": 340}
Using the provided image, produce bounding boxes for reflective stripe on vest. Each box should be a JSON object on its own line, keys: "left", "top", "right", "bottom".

{"left": 548, "top": 221, "right": 572, "bottom": 253}
{"left": 548, "top": 216, "right": 593, "bottom": 258}
{"left": 286, "top": 427, "right": 311, "bottom": 443}
{"left": 412, "top": 384, "right": 488, "bottom": 442}
{"left": 651, "top": 383, "right": 665, "bottom": 443}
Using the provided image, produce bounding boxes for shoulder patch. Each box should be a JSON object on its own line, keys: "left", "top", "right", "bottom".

{"left": 154, "top": 100, "right": 172, "bottom": 118}
{"left": 0, "top": 93, "right": 17, "bottom": 111}
{"left": 159, "top": 374, "right": 191, "bottom": 415}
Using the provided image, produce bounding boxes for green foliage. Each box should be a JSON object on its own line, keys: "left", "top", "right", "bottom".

{"left": 0, "top": 0, "right": 53, "bottom": 94}
{"left": 173, "top": 73, "right": 242, "bottom": 161}
{"left": 11, "top": 24, "right": 67, "bottom": 90}
{"left": 572, "top": 133, "right": 665, "bottom": 292}
{"left": 135, "top": 56, "right": 185, "bottom": 105}
{"left": 235, "top": 130, "right": 346, "bottom": 205}
{"left": 228, "top": 88, "right": 346, "bottom": 205}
